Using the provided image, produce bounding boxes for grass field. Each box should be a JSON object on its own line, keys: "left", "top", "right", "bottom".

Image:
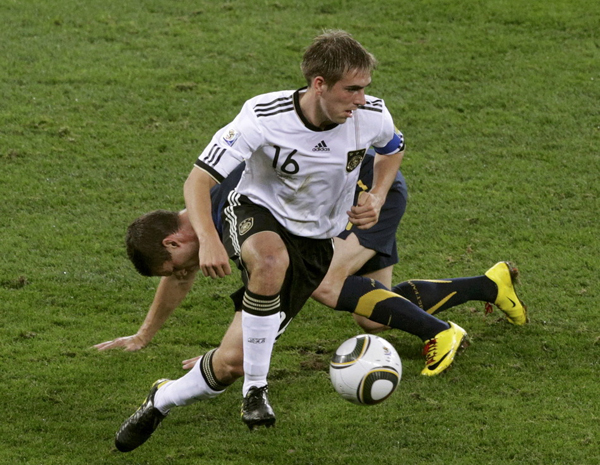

{"left": 1, "top": 0, "right": 599, "bottom": 463}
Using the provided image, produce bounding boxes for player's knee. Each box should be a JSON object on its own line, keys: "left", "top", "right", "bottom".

{"left": 248, "top": 253, "right": 289, "bottom": 293}
{"left": 258, "top": 253, "right": 289, "bottom": 276}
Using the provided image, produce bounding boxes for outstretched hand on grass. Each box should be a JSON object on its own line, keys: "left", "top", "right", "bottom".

{"left": 93, "top": 335, "right": 147, "bottom": 352}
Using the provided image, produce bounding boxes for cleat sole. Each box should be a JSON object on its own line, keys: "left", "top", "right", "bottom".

{"left": 246, "top": 418, "right": 276, "bottom": 431}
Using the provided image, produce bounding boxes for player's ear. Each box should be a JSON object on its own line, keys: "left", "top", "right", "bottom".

{"left": 313, "top": 76, "right": 326, "bottom": 94}
{"left": 162, "top": 235, "right": 180, "bottom": 250}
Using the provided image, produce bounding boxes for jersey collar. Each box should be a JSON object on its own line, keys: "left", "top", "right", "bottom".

{"left": 293, "top": 87, "right": 339, "bottom": 132}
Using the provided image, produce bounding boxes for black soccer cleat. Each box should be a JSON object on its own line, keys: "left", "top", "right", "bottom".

{"left": 241, "top": 385, "right": 276, "bottom": 430}
{"left": 114, "top": 379, "right": 170, "bottom": 452}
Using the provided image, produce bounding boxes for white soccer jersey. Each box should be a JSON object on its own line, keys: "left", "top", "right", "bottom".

{"left": 195, "top": 88, "right": 404, "bottom": 239}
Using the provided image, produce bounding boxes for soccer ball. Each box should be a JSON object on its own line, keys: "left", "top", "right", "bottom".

{"left": 329, "top": 334, "right": 402, "bottom": 405}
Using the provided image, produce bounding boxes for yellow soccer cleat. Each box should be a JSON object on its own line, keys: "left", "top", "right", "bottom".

{"left": 484, "top": 262, "right": 528, "bottom": 325}
{"left": 421, "top": 321, "right": 468, "bottom": 376}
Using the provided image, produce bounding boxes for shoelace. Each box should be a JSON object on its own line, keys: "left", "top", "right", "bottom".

{"left": 245, "top": 387, "right": 268, "bottom": 409}
{"left": 130, "top": 398, "right": 163, "bottom": 431}
{"left": 423, "top": 339, "right": 438, "bottom": 365}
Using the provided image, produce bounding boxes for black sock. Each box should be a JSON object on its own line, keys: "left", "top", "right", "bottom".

{"left": 392, "top": 275, "right": 497, "bottom": 314}
{"left": 336, "top": 275, "right": 450, "bottom": 341}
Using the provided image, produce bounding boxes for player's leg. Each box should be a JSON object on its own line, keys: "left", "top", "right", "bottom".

{"left": 115, "top": 313, "right": 244, "bottom": 453}
{"left": 238, "top": 230, "right": 288, "bottom": 395}
{"left": 313, "top": 234, "right": 468, "bottom": 376}
{"left": 312, "top": 234, "right": 450, "bottom": 341}
{"left": 154, "top": 312, "right": 244, "bottom": 412}
{"left": 391, "top": 262, "right": 527, "bottom": 324}
{"left": 311, "top": 233, "right": 375, "bottom": 308}
{"left": 221, "top": 197, "right": 291, "bottom": 429}
{"left": 351, "top": 265, "right": 392, "bottom": 334}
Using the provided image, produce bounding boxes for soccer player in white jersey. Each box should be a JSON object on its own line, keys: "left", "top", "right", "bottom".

{"left": 183, "top": 30, "right": 404, "bottom": 430}
{"left": 107, "top": 155, "right": 526, "bottom": 452}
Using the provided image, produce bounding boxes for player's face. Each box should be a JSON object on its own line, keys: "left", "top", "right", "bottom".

{"left": 319, "top": 69, "right": 371, "bottom": 125}
{"left": 156, "top": 242, "right": 199, "bottom": 278}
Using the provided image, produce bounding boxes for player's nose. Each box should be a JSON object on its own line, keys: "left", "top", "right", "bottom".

{"left": 354, "top": 89, "right": 366, "bottom": 106}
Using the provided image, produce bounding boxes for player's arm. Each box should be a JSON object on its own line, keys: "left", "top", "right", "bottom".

{"left": 348, "top": 149, "right": 404, "bottom": 229}
{"left": 183, "top": 167, "right": 231, "bottom": 279}
{"left": 94, "top": 272, "right": 196, "bottom": 351}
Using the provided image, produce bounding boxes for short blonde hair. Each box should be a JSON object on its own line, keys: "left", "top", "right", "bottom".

{"left": 301, "top": 30, "right": 377, "bottom": 86}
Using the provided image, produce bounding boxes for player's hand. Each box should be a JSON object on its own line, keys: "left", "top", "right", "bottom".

{"left": 93, "top": 334, "right": 148, "bottom": 352}
{"left": 347, "top": 191, "right": 384, "bottom": 230}
{"left": 182, "top": 355, "right": 202, "bottom": 370}
{"left": 199, "top": 236, "right": 231, "bottom": 279}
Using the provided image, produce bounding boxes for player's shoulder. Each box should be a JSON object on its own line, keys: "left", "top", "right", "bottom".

{"left": 246, "top": 90, "right": 296, "bottom": 118}
{"left": 357, "top": 94, "right": 386, "bottom": 114}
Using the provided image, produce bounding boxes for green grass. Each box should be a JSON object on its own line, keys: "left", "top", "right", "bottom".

{"left": 1, "top": 0, "right": 599, "bottom": 463}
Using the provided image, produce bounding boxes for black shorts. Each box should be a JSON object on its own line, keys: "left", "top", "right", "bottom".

{"left": 337, "top": 169, "right": 408, "bottom": 276}
{"left": 223, "top": 193, "right": 334, "bottom": 336}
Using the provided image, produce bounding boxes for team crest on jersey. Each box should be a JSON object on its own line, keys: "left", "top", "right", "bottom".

{"left": 222, "top": 129, "right": 241, "bottom": 147}
{"left": 239, "top": 217, "right": 254, "bottom": 236}
{"left": 346, "top": 149, "right": 366, "bottom": 172}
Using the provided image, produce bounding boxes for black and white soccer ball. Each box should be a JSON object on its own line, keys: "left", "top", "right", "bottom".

{"left": 329, "top": 334, "right": 402, "bottom": 405}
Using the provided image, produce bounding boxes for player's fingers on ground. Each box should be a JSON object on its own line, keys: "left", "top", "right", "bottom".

{"left": 93, "top": 340, "right": 118, "bottom": 350}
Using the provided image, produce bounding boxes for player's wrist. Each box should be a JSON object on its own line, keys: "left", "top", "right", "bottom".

{"left": 134, "top": 331, "right": 153, "bottom": 346}
{"left": 366, "top": 190, "right": 385, "bottom": 208}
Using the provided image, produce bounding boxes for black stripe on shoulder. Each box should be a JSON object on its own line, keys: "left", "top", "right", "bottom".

{"left": 254, "top": 96, "right": 293, "bottom": 110}
{"left": 366, "top": 98, "right": 383, "bottom": 107}
{"left": 255, "top": 105, "right": 295, "bottom": 118}
{"left": 254, "top": 96, "right": 294, "bottom": 118}
{"left": 357, "top": 104, "right": 383, "bottom": 113}
{"left": 195, "top": 159, "right": 225, "bottom": 183}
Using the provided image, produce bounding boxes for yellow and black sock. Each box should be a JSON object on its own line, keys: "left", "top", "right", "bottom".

{"left": 336, "top": 275, "right": 449, "bottom": 341}
{"left": 391, "top": 276, "right": 496, "bottom": 314}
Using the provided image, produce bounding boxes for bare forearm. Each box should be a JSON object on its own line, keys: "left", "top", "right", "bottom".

{"left": 183, "top": 167, "right": 219, "bottom": 242}
{"left": 136, "top": 275, "right": 196, "bottom": 344}
{"left": 370, "top": 151, "right": 404, "bottom": 198}
{"left": 183, "top": 166, "right": 232, "bottom": 278}
{"left": 94, "top": 274, "right": 195, "bottom": 351}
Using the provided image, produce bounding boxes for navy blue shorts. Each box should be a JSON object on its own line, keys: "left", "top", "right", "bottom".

{"left": 337, "top": 156, "right": 407, "bottom": 276}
